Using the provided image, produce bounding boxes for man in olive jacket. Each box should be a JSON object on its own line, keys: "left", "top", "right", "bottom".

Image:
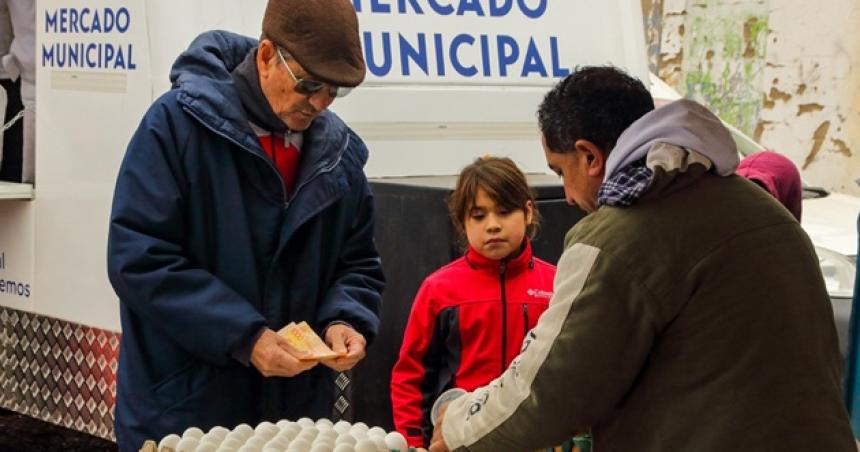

{"left": 430, "top": 66, "right": 855, "bottom": 451}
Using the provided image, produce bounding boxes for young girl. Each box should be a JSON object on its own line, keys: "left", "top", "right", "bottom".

{"left": 390, "top": 156, "right": 557, "bottom": 448}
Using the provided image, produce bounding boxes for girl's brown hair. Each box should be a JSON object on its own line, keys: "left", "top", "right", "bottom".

{"left": 448, "top": 156, "right": 541, "bottom": 239}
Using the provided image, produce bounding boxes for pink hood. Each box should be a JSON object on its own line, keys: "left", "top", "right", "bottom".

{"left": 737, "top": 151, "right": 802, "bottom": 221}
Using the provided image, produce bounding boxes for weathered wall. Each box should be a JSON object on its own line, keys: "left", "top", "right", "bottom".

{"left": 644, "top": 0, "right": 860, "bottom": 195}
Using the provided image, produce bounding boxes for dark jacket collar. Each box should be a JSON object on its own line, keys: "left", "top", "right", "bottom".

{"left": 168, "top": 31, "right": 357, "bottom": 170}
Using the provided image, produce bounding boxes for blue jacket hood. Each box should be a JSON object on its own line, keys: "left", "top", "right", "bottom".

{"left": 167, "top": 30, "right": 365, "bottom": 167}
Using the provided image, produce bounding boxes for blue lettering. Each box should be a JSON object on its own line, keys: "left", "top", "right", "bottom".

{"left": 80, "top": 8, "right": 91, "bottom": 32}
{"left": 518, "top": 0, "right": 547, "bottom": 18}
{"left": 116, "top": 8, "right": 131, "bottom": 33}
{"left": 457, "top": 0, "right": 485, "bottom": 16}
{"left": 56, "top": 43, "right": 66, "bottom": 67}
{"left": 479, "top": 35, "right": 491, "bottom": 76}
{"left": 550, "top": 37, "right": 570, "bottom": 77}
{"left": 398, "top": 0, "right": 423, "bottom": 13}
{"left": 497, "top": 35, "right": 519, "bottom": 76}
{"left": 399, "top": 34, "right": 429, "bottom": 76}
{"left": 69, "top": 43, "right": 80, "bottom": 67}
{"left": 86, "top": 43, "right": 97, "bottom": 68}
{"left": 103, "top": 8, "right": 115, "bottom": 33}
{"left": 115, "top": 46, "right": 126, "bottom": 69}
{"left": 427, "top": 0, "right": 454, "bottom": 15}
{"left": 433, "top": 34, "right": 446, "bottom": 76}
{"left": 128, "top": 45, "right": 136, "bottom": 69}
{"left": 45, "top": 10, "right": 58, "bottom": 32}
{"left": 91, "top": 12, "right": 101, "bottom": 32}
{"left": 364, "top": 31, "right": 393, "bottom": 76}
{"left": 450, "top": 34, "right": 477, "bottom": 77}
{"left": 69, "top": 9, "right": 79, "bottom": 33}
{"left": 352, "top": 0, "right": 362, "bottom": 12}
{"left": 370, "top": 0, "right": 391, "bottom": 13}
{"left": 41, "top": 45, "right": 55, "bottom": 66}
{"left": 104, "top": 44, "right": 115, "bottom": 68}
{"left": 59, "top": 8, "right": 68, "bottom": 33}
{"left": 489, "top": 0, "right": 512, "bottom": 16}
{"left": 521, "top": 38, "right": 547, "bottom": 77}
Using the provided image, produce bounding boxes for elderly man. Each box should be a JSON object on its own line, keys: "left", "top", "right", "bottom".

{"left": 429, "top": 66, "right": 854, "bottom": 451}
{"left": 107, "top": 0, "right": 384, "bottom": 449}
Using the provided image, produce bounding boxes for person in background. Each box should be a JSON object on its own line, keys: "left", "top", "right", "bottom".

{"left": 845, "top": 210, "right": 860, "bottom": 438}
{"left": 391, "top": 156, "right": 556, "bottom": 448}
{"left": 429, "top": 66, "right": 854, "bottom": 452}
{"left": 106, "top": 0, "right": 384, "bottom": 450}
{"left": 0, "top": 0, "right": 34, "bottom": 183}
{"left": 737, "top": 150, "right": 802, "bottom": 221}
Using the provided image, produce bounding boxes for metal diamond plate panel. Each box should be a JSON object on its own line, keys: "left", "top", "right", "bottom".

{"left": 0, "top": 307, "right": 118, "bottom": 441}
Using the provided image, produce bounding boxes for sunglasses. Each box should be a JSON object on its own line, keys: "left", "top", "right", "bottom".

{"left": 276, "top": 47, "right": 353, "bottom": 98}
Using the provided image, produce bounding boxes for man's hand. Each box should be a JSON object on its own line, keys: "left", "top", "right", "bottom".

{"left": 429, "top": 403, "right": 451, "bottom": 452}
{"left": 321, "top": 324, "right": 366, "bottom": 372}
{"left": 250, "top": 328, "right": 318, "bottom": 377}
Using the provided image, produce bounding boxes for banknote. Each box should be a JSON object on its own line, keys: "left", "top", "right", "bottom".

{"left": 278, "top": 321, "right": 345, "bottom": 360}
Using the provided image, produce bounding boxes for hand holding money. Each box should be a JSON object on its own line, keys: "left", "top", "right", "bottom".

{"left": 278, "top": 321, "right": 347, "bottom": 360}
{"left": 250, "top": 328, "right": 318, "bottom": 378}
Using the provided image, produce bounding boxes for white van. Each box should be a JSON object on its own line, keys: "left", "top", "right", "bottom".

{"left": 0, "top": 0, "right": 854, "bottom": 440}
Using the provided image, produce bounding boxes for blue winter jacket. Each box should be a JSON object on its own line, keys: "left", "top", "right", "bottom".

{"left": 107, "top": 31, "right": 384, "bottom": 451}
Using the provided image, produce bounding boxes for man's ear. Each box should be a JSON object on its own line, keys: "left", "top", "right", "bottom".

{"left": 574, "top": 139, "right": 607, "bottom": 178}
{"left": 257, "top": 39, "right": 277, "bottom": 78}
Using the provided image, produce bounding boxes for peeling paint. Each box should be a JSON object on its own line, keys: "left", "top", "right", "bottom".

{"left": 832, "top": 138, "right": 853, "bottom": 158}
{"left": 803, "top": 121, "right": 831, "bottom": 170}
{"left": 754, "top": 120, "right": 774, "bottom": 142}
{"left": 797, "top": 103, "right": 825, "bottom": 116}
{"left": 796, "top": 83, "right": 807, "bottom": 95}
{"left": 768, "top": 87, "right": 792, "bottom": 102}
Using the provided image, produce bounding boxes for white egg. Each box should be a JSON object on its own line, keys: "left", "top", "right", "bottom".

{"left": 244, "top": 436, "right": 267, "bottom": 449}
{"left": 348, "top": 426, "right": 368, "bottom": 440}
{"left": 195, "top": 443, "right": 218, "bottom": 452}
{"left": 237, "top": 445, "right": 262, "bottom": 452}
{"left": 183, "top": 427, "right": 205, "bottom": 440}
{"left": 335, "top": 434, "right": 357, "bottom": 446}
{"left": 370, "top": 435, "right": 387, "bottom": 451}
{"left": 301, "top": 426, "right": 320, "bottom": 438}
{"left": 219, "top": 437, "right": 244, "bottom": 450}
{"left": 174, "top": 436, "right": 200, "bottom": 452}
{"left": 384, "top": 432, "right": 408, "bottom": 451}
{"left": 315, "top": 418, "right": 334, "bottom": 428}
{"left": 276, "top": 420, "right": 293, "bottom": 430}
{"left": 234, "top": 424, "right": 255, "bottom": 438}
{"left": 351, "top": 422, "right": 369, "bottom": 432}
{"left": 332, "top": 421, "right": 351, "bottom": 434}
{"left": 319, "top": 429, "right": 338, "bottom": 441}
{"left": 366, "top": 427, "right": 386, "bottom": 439}
{"left": 265, "top": 437, "right": 289, "bottom": 449}
{"left": 199, "top": 434, "right": 223, "bottom": 448}
{"left": 353, "top": 438, "right": 377, "bottom": 452}
{"left": 296, "top": 417, "right": 315, "bottom": 428}
{"left": 255, "top": 422, "right": 279, "bottom": 438}
{"left": 158, "top": 434, "right": 182, "bottom": 451}
{"left": 287, "top": 438, "right": 311, "bottom": 451}
{"left": 215, "top": 446, "right": 237, "bottom": 452}
{"left": 209, "top": 426, "right": 230, "bottom": 440}
{"left": 310, "top": 444, "right": 335, "bottom": 452}
{"left": 332, "top": 443, "right": 355, "bottom": 452}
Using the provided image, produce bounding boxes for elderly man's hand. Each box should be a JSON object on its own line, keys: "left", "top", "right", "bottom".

{"left": 321, "top": 324, "right": 367, "bottom": 372}
{"left": 250, "top": 328, "right": 318, "bottom": 377}
{"left": 429, "top": 403, "right": 451, "bottom": 452}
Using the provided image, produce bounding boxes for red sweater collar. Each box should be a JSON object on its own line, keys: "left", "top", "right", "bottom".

{"left": 464, "top": 239, "right": 535, "bottom": 275}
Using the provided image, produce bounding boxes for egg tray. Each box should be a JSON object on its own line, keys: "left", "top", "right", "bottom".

{"left": 138, "top": 417, "right": 420, "bottom": 452}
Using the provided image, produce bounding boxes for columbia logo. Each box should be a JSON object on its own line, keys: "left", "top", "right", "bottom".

{"left": 527, "top": 289, "right": 553, "bottom": 299}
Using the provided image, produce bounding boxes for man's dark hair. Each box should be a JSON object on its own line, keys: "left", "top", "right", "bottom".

{"left": 538, "top": 66, "right": 655, "bottom": 154}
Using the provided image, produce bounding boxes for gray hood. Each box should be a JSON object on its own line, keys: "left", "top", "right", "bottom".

{"left": 604, "top": 99, "right": 739, "bottom": 181}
